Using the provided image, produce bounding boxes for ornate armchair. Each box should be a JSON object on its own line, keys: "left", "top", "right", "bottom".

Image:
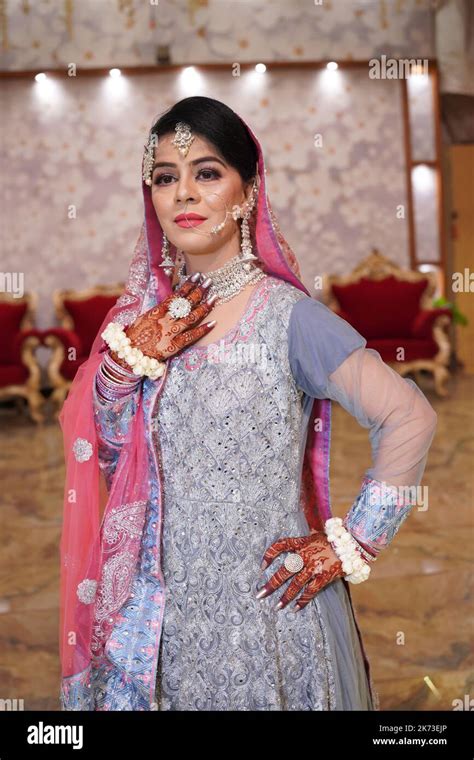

{"left": 0, "top": 292, "right": 45, "bottom": 423}
{"left": 322, "top": 250, "right": 453, "bottom": 397}
{"left": 43, "top": 284, "right": 124, "bottom": 416}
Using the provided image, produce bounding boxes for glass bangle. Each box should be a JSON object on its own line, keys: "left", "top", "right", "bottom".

{"left": 103, "top": 350, "right": 140, "bottom": 380}
{"left": 100, "top": 365, "right": 139, "bottom": 386}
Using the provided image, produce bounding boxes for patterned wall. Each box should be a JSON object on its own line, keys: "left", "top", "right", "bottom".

{"left": 1, "top": 0, "right": 437, "bottom": 338}
{"left": 2, "top": 67, "right": 411, "bottom": 329}
{"left": 1, "top": 0, "right": 434, "bottom": 71}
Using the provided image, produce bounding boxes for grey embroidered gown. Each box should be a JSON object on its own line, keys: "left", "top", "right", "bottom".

{"left": 151, "top": 274, "right": 376, "bottom": 711}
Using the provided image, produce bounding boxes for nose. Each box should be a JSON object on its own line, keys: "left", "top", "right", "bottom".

{"left": 175, "top": 172, "right": 199, "bottom": 206}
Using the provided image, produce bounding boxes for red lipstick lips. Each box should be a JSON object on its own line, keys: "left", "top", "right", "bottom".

{"left": 174, "top": 213, "right": 207, "bottom": 228}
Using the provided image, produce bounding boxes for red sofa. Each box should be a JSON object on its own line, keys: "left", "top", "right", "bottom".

{"left": 0, "top": 293, "right": 45, "bottom": 422}
{"left": 43, "top": 284, "right": 124, "bottom": 416}
{"left": 322, "top": 251, "right": 452, "bottom": 397}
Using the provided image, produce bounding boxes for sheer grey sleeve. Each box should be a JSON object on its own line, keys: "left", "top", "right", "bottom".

{"left": 287, "top": 296, "right": 438, "bottom": 557}
{"left": 322, "top": 346, "right": 437, "bottom": 488}
{"left": 325, "top": 347, "right": 437, "bottom": 556}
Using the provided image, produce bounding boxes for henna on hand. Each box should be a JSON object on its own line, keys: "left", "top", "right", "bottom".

{"left": 257, "top": 530, "right": 352, "bottom": 612}
{"left": 110, "top": 278, "right": 217, "bottom": 367}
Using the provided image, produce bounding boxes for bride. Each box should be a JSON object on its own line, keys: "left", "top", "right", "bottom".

{"left": 58, "top": 95, "right": 437, "bottom": 711}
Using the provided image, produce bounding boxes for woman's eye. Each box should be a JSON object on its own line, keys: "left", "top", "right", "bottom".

{"left": 153, "top": 173, "right": 175, "bottom": 185}
{"left": 198, "top": 168, "right": 220, "bottom": 180}
{"left": 153, "top": 167, "right": 220, "bottom": 185}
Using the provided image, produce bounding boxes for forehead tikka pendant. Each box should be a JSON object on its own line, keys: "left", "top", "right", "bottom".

{"left": 171, "top": 121, "right": 195, "bottom": 158}
{"left": 142, "top": 122, "right": 194, "bottom": 186}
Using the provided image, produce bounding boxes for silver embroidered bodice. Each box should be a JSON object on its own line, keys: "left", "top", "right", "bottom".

{"left": 150, "top": 275, "right": 373, "bottom": 711}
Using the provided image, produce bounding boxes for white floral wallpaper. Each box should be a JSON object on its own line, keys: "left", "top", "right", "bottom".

{"left": 2, "top": 67, "right": 412, "bottom": 329}
{"left": 1, "top": 0, "right": 438, "bottom": 344}
{"left": 1, "top": 0, "right": 434, "bottom": 72}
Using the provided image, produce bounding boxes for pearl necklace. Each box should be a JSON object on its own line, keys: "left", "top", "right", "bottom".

{"left": 175, "top": 254, "right": 267, "bottom": 304}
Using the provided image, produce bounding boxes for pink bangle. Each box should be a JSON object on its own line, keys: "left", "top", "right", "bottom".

{"left": 103, "top": 350, "right": 140, "bottom": 381}
{"left": 95, "top": 357, "right": 141, "bottom": 402}
{"left": 96, "top": 375, "right": 138, "bottom": 402}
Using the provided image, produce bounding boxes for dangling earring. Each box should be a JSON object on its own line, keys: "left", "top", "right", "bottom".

{"left": 234, "top": 179, "right": 259, "bottom": 271}
{"left": 175, "top": 249, "right": 186, "bottom": 284}
{"left": 159, "top": 232, "right": 174, "bottom": 278}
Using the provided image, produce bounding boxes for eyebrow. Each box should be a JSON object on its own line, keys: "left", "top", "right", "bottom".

{"left": 152, "top": 155, "right": 226, "bottom": 172}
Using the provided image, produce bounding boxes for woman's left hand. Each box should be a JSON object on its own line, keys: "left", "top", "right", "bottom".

{"left": 257, "top": 530, "right": 345, "bottom": 612}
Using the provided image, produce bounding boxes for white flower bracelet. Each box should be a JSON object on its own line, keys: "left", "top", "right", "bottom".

{"left": 101, "top": 322, "right": 166, "bottom": 381}
{"left": 324, "top": 517, "right": 371, "bottom": 584}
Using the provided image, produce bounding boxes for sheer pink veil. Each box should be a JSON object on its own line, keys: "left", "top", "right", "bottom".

{"left": 58, "top": 108, "right": 323, "bottom": 690}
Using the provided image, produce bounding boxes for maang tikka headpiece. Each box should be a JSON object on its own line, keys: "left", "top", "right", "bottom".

{"left": 142, "top": 121, "right": 195, "bottom": 187}
{"left": 171, "top": 121, "right": 195, "bottom": 158}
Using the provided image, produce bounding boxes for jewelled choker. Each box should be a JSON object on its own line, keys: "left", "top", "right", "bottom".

{"left": 175, "top": 254, "right": 267, "bottom": 304}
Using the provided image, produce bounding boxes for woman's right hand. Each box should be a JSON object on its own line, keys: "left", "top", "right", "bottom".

{"left": 109, "top": 274, "right": 217, "bottom": 369}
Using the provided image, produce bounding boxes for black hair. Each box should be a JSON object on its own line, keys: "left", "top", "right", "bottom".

{"left": 150, "top": 96, "right": 258, "bottom": 185}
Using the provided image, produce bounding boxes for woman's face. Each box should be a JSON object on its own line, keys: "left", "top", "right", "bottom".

{"left": 150, "top": 132, "right": 252, "bottom": 256}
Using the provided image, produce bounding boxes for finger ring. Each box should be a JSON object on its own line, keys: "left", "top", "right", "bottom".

{"left": 168, "top": 296, "right": 191, "bottom": 319}
{"left": 284, "top": 553, "right": 304, "bottom": 574}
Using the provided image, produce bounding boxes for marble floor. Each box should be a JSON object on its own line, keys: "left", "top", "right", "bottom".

{"left": 0, "top": 373, "right": 472, "bottom": 711}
